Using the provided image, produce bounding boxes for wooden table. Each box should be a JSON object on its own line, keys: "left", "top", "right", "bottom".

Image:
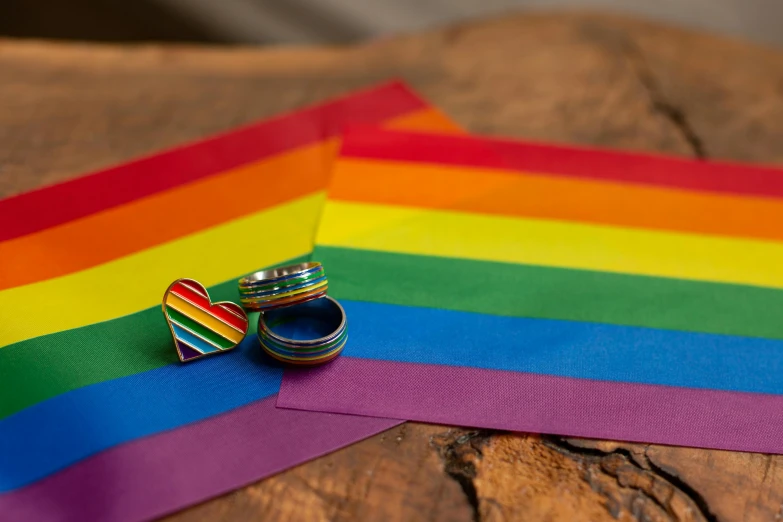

{"left": 3, "top": 12, "right": 783, "bottom": 521}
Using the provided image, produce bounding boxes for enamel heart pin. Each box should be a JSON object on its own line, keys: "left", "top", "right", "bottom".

{"left": 162, "top": 278, "right": 248, "bottom": 362}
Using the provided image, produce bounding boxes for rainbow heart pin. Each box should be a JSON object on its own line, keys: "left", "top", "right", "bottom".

{"left": 162, "top": 278, "right": 249, "bottom": 362}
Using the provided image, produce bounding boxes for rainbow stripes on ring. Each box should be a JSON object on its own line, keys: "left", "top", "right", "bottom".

{"left": 257, "top": 296, "right": 347, "bottom": 365}
{"left": 238, "top": 262, "right": 328, "bottom": 312}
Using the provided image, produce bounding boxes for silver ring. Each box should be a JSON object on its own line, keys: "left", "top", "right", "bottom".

{"left": 238, "top": 262, "right": 328, "bottom": 312}
{"left": 257, "top": 295, "right": 347, "bottom": 365}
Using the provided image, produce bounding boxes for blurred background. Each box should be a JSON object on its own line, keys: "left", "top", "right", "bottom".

{"left": 0, "top": 0, "right": 780, "bottom": 46}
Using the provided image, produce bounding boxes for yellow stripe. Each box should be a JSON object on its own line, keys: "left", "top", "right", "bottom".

{"left": 317, "top": 200, "right": 783, "bottom": 290}
{"left": 165, "top": 294, "right": 246, "bottom": 344}
{"left": 0, "top": 193, "right": 324, "bottom": 348}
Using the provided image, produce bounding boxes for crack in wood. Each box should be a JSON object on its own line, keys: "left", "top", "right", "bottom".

{"left": 578, "top": 21, "right": 708, "bottom": 160}
{"left": 622, "top": 43, "right": 708, "bottom": 160}
{"left": 430, "top": 429, "right": 496, "bottom": 522}
{"left": 644, "top": 456, "right": 719, "bottom": 522}
{"left": 544, "top": 437, "right": 718, "bottom": 522}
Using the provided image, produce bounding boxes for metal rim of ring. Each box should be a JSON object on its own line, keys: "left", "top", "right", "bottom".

{"left": 257, "top": 295, "right": 347, "bottom": 365}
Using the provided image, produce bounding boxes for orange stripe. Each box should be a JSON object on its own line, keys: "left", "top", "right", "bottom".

{"left": 330, "top": 158, "right": 783, "bottom": 242}
{"left": 383, "top": 108, "right": 464, "bottom": 134}
{"left": 0, "top": 107, "right": 455, "bottom": 291}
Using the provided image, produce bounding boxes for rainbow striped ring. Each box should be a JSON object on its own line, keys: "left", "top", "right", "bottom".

{"left": 238, "top": 262, "right": 327, "bottom": 312}
{"left": 257, "top": 295, "right": 347, "bottom": 366}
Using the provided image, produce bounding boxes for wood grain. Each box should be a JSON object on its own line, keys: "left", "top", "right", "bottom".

{"left": 2, "top": 11, "right": 782, "bottom": 522}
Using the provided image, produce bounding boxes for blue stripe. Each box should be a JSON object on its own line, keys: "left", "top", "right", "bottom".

{"left": 170, "top": 322, "right": 220, "bottom": 353}
{"left": 0, "top": 333, "right": 282, "bottom": 492}
{"left": 340, "top": 300, "right": 783, "bottom": 395}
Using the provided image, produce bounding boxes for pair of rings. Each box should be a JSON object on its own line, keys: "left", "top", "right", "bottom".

{"left": 238, "top": 262, "right": 347, "bottom": 365}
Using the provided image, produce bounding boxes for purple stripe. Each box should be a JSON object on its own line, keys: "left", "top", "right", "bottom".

{"left": 177, "top": 340, "right": 208, "bottom": 360}
{"left": 279, "top": 358, "right": 783, "bottom": 454}
{"left": 0, "top": 395, "right": 399, "bottom": 521}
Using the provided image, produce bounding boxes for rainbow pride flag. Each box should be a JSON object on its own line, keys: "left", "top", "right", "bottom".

{"left": 0, "top": 84, "right": 460, "bottom": 521}
{"left": 279, "top": 127, "right": 783, "bottom": 454}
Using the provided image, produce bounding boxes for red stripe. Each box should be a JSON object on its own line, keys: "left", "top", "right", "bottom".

{"left": 0, "top": 82, "right": 426, "bottom": 242}
{"left": 218, "top": 301, "right": 248, "bottom": 321}
{"left": 178, "top": 280, "right": 208, "bottom": 298}
{"left": 169, "top": 282, "right": 248, "bottom": 331}
{"left": 339, "top": 127, "right": 783, "bottom": 199}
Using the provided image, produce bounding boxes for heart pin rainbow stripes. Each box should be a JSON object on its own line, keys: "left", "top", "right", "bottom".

{"left": 162, "top": 278, "right": 249, "bottom": 362}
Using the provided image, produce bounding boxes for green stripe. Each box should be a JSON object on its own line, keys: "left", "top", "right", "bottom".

{"left": 166, "top": 308, "right": 236, "bottom": 349}
{"left": 0, "top": 254, "right": 308, "bottom": 419}
{"left": 317, "top": 246, "right": 783, "bottom": 340}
